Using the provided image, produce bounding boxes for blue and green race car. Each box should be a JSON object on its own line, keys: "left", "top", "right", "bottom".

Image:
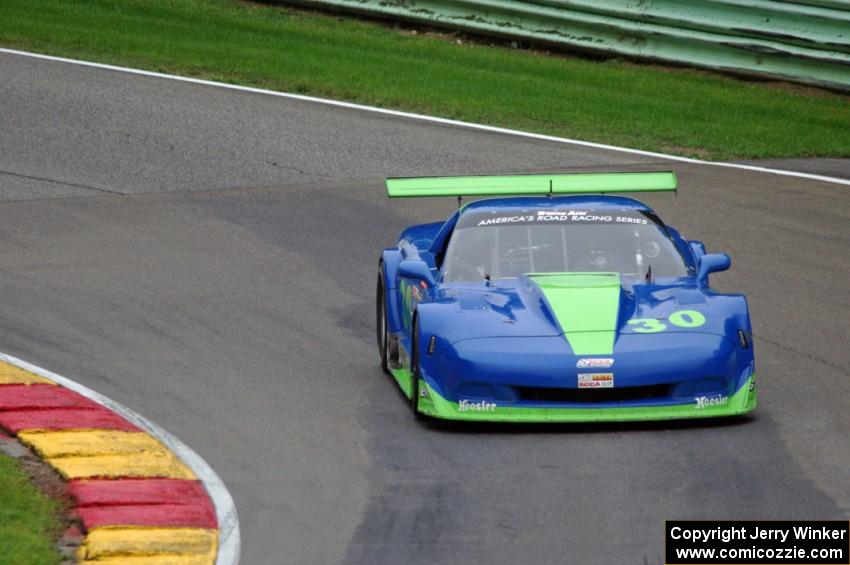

{"left": 376, "top": 172, "right": 756, "bottom": 422}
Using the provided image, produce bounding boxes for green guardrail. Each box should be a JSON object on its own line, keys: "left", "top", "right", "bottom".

{"left": 277, "top": 0, "right": 850, "bottom": 90}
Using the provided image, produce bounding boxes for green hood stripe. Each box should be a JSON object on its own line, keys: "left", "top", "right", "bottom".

{"left": 527, "top": 272, "right": 621, "bottom": 355}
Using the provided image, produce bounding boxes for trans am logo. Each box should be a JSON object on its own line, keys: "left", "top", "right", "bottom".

{"left": 576, "top": 358, "right": 614, "bottom": 369}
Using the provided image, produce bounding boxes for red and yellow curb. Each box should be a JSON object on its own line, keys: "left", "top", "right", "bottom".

{"left": 0, "top": 361, "right": 219, "bottom": 563}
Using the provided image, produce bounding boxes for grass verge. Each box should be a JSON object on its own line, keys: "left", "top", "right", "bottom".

{"left": 0, "top": 451, "right": 63, "bottom": 565}
{"left": 1, "top": 0, "right": 849, "bottom": 160}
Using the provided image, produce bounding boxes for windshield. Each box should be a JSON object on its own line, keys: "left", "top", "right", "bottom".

{"left": 442, "top": 209, "right": 688, "bottom": 282}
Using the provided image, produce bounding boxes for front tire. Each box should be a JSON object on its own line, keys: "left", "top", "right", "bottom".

{"left": 410, "top": 320, "right": 423, "bottom": 418}
{"left": 376, "top": 268, "right": 389, "bottom": 374}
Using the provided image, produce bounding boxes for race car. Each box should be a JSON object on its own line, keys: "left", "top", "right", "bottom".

{"left": 376, "top": 172, "right": 756, "bottom": 422}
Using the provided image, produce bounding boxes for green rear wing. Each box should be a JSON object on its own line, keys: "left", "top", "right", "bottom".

{"left": 386, "top": 171, "right": 677, "bottom": 198}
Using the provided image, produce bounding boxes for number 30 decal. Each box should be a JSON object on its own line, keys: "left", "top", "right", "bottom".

{"left": 628, "top": 309, "right": 706, "bottom": 333}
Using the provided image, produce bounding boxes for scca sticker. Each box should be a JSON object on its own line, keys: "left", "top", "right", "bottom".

{"left": 628, "top": 309, "right": 706, "bottom": 333}
{"left": 578, "top": 373, "right": 614, "bottom": 388}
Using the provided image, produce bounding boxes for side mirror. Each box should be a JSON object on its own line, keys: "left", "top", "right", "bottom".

{"left": 689, "top": 240, "right": 706, "bottom": 259}
{"left": 398, "top": 259, "right": 436, "bottom": 287}
{"left": 697, "top": 253, "right": 731, "bottom": 285}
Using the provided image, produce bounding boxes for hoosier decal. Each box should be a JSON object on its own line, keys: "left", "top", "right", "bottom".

{"left": 695, "top": 394, "right": 728, "bottom": 409}
{"left": 458, "top": 399, "right": 496, "bottom": 412}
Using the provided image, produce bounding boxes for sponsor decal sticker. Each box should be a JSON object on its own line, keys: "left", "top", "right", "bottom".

{"left": 537, "top": 210, "right": 586, "bottom": 217}
{"left": 535, "top": 210, "right": 592, "bottom": 222}
{"left": 458, "top": 399, "right": 496, "bottom": 412}
{"left": 576, "top": 358, "right": 614, "bottom": 369}
{"left": 695, "top": 394, "right": 728, "bottom": 409}
{"left": 578, "top": 373, "right": 614, "bottom": 389}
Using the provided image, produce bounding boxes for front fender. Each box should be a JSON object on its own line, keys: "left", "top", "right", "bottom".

{"left": 381, "top": 249, "right": 404, "bottom": 335}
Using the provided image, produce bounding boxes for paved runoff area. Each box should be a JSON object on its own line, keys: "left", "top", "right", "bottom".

{"left": 1, "top": 51, "right": 848, "bottom": 564}
{"left": 0, "top": 360, "right": 219, "bottom": 563}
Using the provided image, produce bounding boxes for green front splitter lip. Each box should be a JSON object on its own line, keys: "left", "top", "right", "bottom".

{"left": 415, "top": 377, "right": 757, "bottom": 423}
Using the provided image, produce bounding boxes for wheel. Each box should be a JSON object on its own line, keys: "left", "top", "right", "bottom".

{"left": 410, "top": 319, "right": 423, "bottom": 418}
{"left": 376, "top": 268, "right": 389, "bottom": 374}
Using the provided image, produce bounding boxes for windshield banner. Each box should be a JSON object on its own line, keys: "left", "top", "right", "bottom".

{"left": 458, "top": 210, "right": 650, "bottom": 228}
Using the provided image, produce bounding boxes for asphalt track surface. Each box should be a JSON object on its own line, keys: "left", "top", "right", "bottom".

{"left": 1, "top": 52, "right": 849, "bottom": 565}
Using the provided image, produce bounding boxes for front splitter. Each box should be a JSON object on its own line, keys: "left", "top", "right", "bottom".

{"left": 415, "top": 376, "right": 757, "bottom": 423}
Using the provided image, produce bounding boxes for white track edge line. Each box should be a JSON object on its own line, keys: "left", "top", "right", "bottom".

{"left": 2, "top": 47, "right": 849, "bottom": 188}
{"left": 0, "top": 351, "right": 241, "bottom": 565}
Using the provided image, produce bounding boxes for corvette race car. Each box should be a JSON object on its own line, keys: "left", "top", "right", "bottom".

{"left": 376, "top": 172, "right": 756, "bottom": 422}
